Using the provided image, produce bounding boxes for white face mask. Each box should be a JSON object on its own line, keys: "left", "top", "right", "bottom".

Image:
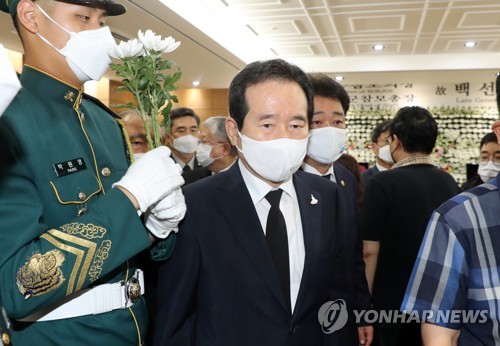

{"left": 0, "top": 44, "right": 21, "bottom": 117}
{"left": 378, "top": 144, "right": 395, "bottom": 164}
{"left": 35, "top": 4, "right": 115, "bottom": 82}
{"left": 478, "top": 160, "right": 500, "bottom": 182}
{"left": 238, "top": 132, "right": 309, "bottom": 183}
{"left": 173, "top": 135, "right": 199, "bottom": 154}
{"left": 307, "top": 127, "right": 347, "bottom": 164}
{"left": 196, "top": 143, "right": 224, "bottom": 167}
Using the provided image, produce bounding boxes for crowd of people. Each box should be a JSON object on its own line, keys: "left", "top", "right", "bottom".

{"left": 1, "top": 0, "right": 500, "bottom": 346}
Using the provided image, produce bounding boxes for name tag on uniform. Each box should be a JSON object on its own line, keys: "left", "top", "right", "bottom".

{"left": 53, "top": 158, "right": 87, "bottom": 177}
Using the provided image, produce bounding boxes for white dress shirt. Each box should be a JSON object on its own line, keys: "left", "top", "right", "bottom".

{"left": 172, "top": 153, "right": 195, "bottom": 170}
{"left": 301, "top": 162, "right": 337, "bottom": 183}
{"left": 212, "top": 159, "right": 236, "bottom": 175}
{"left": 376, "top": 161, "right": 389, "bottom": 172}
{"left": 239, "top": 160, "right": 305, "bottom": 313}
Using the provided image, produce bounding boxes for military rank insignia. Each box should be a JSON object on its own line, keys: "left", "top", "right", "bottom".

{"left": 64, "top": 91, "right": 75, "bottom": 102}
{"left": 16, "top": 250, "right": 65, "bottom": 300}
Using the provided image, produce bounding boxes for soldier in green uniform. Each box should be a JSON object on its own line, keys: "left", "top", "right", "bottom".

{"left": 0, "top": 0, "right": 186, "bottom": 345}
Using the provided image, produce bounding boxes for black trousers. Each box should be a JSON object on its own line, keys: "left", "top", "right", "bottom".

{"left": 373, "top": 322, "right": 422, "bottom": 346}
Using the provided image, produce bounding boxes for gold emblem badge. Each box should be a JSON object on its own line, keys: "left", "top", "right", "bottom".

{"left": 16, "top": 250, "right": 65, "bottom": 300}
{"left": 64, "top": 91, "right": 75, "bottom": 102}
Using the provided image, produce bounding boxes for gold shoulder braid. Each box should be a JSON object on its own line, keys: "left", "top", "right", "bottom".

{"left": 16, "top": 250, "right": 65, "bottom": 300}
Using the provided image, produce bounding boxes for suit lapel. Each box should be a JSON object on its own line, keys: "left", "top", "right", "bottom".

{"left": 333, "top": 163, "right": 346, "bottom": 188}
{"left": 215, "top": 164, "right": 290, "bottom": 313}
{"left": 292, "top": 173, "right": 323, "bottom": 319}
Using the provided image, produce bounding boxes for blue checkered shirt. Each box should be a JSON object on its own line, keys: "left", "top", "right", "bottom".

{"left": 401, "top": 172, "right": 500, "bottom": 345}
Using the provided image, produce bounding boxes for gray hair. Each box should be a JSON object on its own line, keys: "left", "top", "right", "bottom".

{"left": 119, "top": 109, "right": 167, "bottom": 143}
{"left": 119, "top": 109, "right": 142, "bottom": 124}
{"left": 203, "top": 116, "right": 237, "bottom": 155}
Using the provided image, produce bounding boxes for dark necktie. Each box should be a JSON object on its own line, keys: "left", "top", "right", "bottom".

{"left": 322, "top": 174, "right": 331, "bottom": 179}
{"left": 265, "top": 189, "right": 291, "bottom": 311}
{"left": 183, "top": 165, "right": 191, "bottom": 172}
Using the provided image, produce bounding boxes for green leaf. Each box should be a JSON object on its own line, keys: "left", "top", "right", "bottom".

{"left": 110, "top": 40, "right": 183, "bottom": 147}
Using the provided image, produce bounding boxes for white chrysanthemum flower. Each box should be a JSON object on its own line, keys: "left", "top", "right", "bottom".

{"left": 138, "top": 29, "right": 167, "bottom": 53}
{"left": 109, "top": 39, "right": 144, "bottom": 59}
{"left": 446, "top": 129, "right": 460, "bottom": 141}
{"left": 138, "top": 30, "right": 181, "bottom": 54}
{"left": 162, "top": 36, "right": 181, "bottom": 53}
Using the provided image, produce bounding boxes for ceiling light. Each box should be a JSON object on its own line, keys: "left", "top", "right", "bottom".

{"left": 160, "top": 0, "right": 275, "bottom": 63}
{"left": 192, "top": 81, "right": 200, "bottom": 87}
{"left": 335, "top": 76, "right": 344, "bottom": 81}
{"left": 373, "top": 44, "right": 385, "bottom": 51}
{"left": 464, "top": 41, "right": 477, "bottom": 48}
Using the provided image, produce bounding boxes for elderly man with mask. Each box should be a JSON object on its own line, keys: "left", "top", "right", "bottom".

{"left": 154, "top": 59, "right": 349, "bottom": 346}
{"left": 183, "top": 116, "right": 238, "bottom": 185}
{"left": 0, "top": 0, "right": 185, "bottom": 344}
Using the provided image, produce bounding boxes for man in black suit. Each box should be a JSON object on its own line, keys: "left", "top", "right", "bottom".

{"left": 183, "top": 116, "right": 238, "bottom": 185}
{"left": 362, "top": 119, "right": 394, "bottom": 183}
{"left": 154, "top": 59, "right": 348, "bottom": 345}
{"left": 164, "top": 107, "right": 202, "bottom": 171}
{"left": 302, "top": 73, "right": 373, "bottom": 346}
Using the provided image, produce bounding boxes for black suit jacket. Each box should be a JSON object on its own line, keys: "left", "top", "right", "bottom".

{"left": 299, "top": 163, "right": 371, "bottom": 319}
{"left": 182, "top": 167, "right": 212, "bottom": 185}
{"left": 171, "top": 154, "right": 203, "bottom": 170}
{"left": 331, "top": 163, "right": 371, "bottom": 342}
{"left": 460, "top": 174, "right": 482, "bottom": 192}
{"left": 154, "top": 163, "right": 345, "bottom": 346}
{"left": 361, "top": 165, "right": 379, "bottom": 182}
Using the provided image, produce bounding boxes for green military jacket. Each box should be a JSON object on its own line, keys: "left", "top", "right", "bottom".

{"left": 0, "top": 66, "right": 174, "bottom": 345}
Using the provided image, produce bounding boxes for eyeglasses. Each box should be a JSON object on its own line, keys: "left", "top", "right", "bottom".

{"left": 385, "top": 135, "right": 393, "bottom": 145}
{"left": 479, "top": 155, "right": 500, "bottom": 164}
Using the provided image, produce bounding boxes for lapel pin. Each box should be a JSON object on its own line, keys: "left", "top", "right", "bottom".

{"left": 340, "top": 180, "right": 345, "bottom": 187}
{"left": 310, "top": 194, "right": 318, "bottom": 205}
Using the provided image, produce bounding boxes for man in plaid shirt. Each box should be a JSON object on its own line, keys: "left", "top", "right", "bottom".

{"left": 402, "top": 120, "right": 500, "bottom": 345}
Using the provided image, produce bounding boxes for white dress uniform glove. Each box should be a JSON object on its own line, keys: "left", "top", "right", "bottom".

{"left": 113, "top": 146, "right": 184, "bottom": 213}
{"left": 144, "top": 187, "right": 186, "bottom": 238}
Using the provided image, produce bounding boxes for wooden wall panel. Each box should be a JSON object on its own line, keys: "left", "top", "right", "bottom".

{"left": 108, "top": 81, "right": 229, "bottom": 122}
{"left": 109, "top": 80, "right": 136, "bottom": 114}
{"left": 173, "top": 88, "right": 229, "bottom": 121}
